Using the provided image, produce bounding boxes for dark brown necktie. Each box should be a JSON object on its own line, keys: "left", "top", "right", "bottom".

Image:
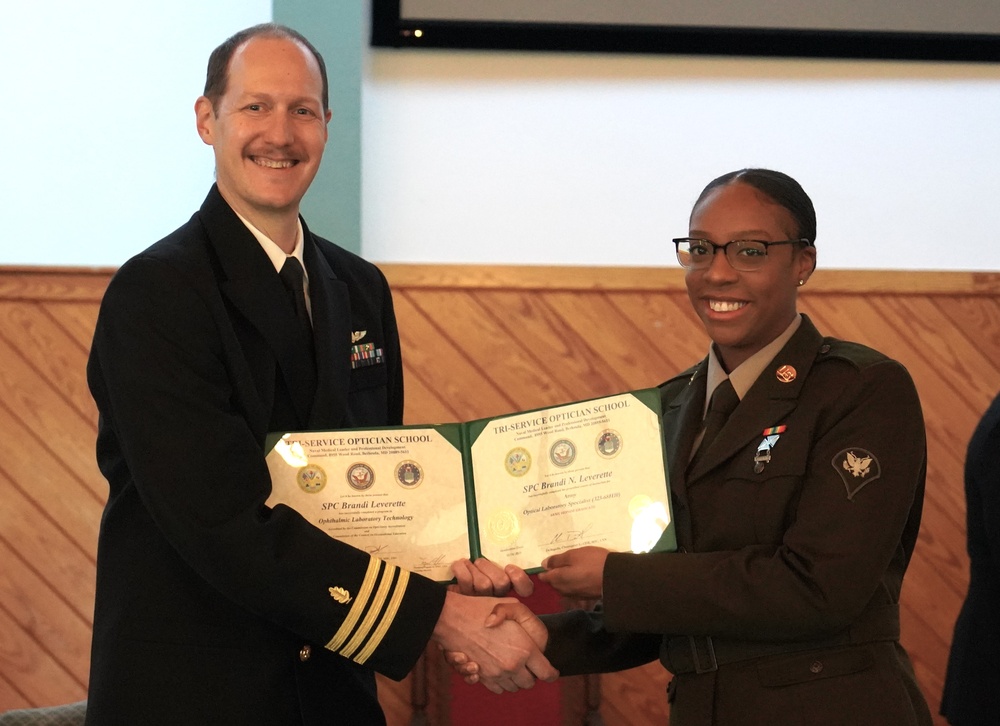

{"left": 688, "top": 378, "right": 739, "bottom": 472}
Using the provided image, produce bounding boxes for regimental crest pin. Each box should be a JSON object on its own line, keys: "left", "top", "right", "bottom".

{"left": 832, "top": 448, "right": 881, "bottom": 500}
{"left": 775, "top": 365, "right": 797, "bottom": 383}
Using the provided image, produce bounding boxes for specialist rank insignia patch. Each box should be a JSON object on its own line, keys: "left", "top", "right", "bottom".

{"left": 832, "top": 448, "right": 881, "bottom": 500}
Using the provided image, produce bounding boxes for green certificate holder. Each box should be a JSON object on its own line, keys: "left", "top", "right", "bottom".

{"left": 265, "top": 388, "right": 676, "bottom": 583}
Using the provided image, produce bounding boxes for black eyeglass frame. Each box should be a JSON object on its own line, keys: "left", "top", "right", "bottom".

{"left": 672, "top": 237, "right": 813, "bottom": 271}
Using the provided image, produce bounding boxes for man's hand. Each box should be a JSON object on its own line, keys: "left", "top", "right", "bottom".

{"left": 432, "top": 591, "right": 558, "bottom": 694}
{"left": 537, "top": 546, "right": 609, "bottom": 599}
{"left": 443, "top": 600, "right": 551, "bottom": 687}
{"left": 450, "top": 558, "right": 534, "bottom": 597}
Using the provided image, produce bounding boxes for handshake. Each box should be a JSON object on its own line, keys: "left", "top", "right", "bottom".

{"left": 430, "top": 546, "right": 609, "bottom": 694}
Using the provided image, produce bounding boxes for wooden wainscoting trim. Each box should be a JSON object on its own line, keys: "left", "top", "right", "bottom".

{"left": 0, "top": 267, "right": 115, "bottom": 302}
{"left": 4, "top": 265, "right": 996, "bottom": 299}
{"left": 378, "top": 264, "right": 1000, "bottom": 295}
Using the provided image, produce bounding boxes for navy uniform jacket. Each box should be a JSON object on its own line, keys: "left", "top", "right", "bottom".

{"left": 544, "top": 316, "right": 933, "bottom": 726}
{"left": 85, "top": 186, "right": 445, "bottom": 725}
{"left": 941, "top": 391, "right": 1000, "bottom": 725}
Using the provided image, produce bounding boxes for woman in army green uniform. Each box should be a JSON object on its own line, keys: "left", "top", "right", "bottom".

{"left": 451, "top": 168, "right": 933, "bottom": 726}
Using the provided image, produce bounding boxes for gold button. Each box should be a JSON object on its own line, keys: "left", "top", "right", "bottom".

{"left": 299, "top": 645, "right": 312, "bottom": 662}
{"left": 809, "top": 660, "right": 823, "bottom": 674}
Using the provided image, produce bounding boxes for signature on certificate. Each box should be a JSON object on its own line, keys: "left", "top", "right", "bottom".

{"left": 367, "top": 544, "right": 391, "bottom": 555}
{"left": 418, "top": 554, "right": 447, "bottom": 567}
{"left": 548, "top": 522, "right": 595, "bottom": 546}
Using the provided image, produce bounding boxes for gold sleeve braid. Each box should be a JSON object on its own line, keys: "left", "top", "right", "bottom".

{"left": 355, "top": 570, "right": 409, "bottom": 664}
{"left": 326, "top": 557, "right": 408, "bottom": 664}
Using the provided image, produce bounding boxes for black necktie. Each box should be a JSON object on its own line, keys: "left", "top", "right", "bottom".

{"left": 277, "top": 256, "right": 317, "bottom": 423}
{"left": 279, "top": 256, "right": 311, "bottom": 333}
{"left": 278, "top": 256, "right": 317, "bottom": 379}
{"left": 688, "top": 378, "right": 739, "bottom": 472}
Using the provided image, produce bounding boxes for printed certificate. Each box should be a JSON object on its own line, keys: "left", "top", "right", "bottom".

{"left": 265, "top": 389, "right": 675, "bottom": 582}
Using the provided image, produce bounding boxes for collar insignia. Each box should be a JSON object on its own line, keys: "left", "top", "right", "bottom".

{"left": 775, "top": 365, "right": 796, "bottom": 383}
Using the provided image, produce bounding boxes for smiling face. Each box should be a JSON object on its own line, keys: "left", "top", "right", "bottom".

{"left": 685, "top": 181, "right": 816, "bottom": 371}
{"left": 195, "top": 36, "right": 331, "bottom": 237}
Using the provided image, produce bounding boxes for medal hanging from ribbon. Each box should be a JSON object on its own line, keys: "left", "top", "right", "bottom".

{"left": 754, "top": 425, "right": 787, "bottom": 474}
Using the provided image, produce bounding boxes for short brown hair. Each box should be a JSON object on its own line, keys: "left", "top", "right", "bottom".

{"left": 203, "top": 23, "right": 329, "bottom": 112}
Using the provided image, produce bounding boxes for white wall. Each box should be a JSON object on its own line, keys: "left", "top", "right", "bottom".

{"left": 2, "top": 0, "right": 270, "bottom": 266}
{"left": 362, "top": 50, "right": 1000, "bottom": 270}
{"left": 4, "top": 5, "right": 999, "bottom": 272}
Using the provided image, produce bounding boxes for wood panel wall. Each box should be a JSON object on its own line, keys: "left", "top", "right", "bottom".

{"left": 1, "top": 264, "right": 997, "bottom": 725}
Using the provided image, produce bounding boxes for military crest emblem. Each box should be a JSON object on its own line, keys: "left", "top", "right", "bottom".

{"left": 549, "top": 439, "right": 577, "bottom": 467}
{"left": 595, "top": 429, "right": 623, "bottom": 459}
{"left": 346, "top": 462, "right": 376, "bottom": 491}
{"left": 505, "top": 447, "right": 531, "bottom": 477}
{"left": 395, "top": 460, "right": 423, "bottom": 489}
{"left": 296, "top": 464, "right": 327, "bottom": 494}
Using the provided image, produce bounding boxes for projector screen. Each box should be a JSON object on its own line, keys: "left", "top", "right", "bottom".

{"left": 372, "top": 0, "right": 1000, "bottom": 60}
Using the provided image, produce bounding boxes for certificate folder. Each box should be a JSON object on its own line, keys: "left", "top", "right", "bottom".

{"left": 265, "top": 388, "right": 675, "bottom": 582}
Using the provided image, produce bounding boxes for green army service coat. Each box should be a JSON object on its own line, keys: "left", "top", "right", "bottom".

{"left": 544, "top": 315, "right": 932, "bottom": 726}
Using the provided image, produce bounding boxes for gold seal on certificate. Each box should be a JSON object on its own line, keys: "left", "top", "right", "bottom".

{"left": 264, "top": 388, "right": 675, "bottom": 582}
{"left": 549, "top": 439, "right": 577, "bottom": 467}
{"left": 395, "top": 460, "right": 423, "bottom": 489}
{"left": 505, "top": 447, "right": 531, "bottom": 477}
{"left": 347, "top": 462, "right": 375, "bottom": 490}
{"left": 297, "top": 464, "right": 326, "bottom": 493}
{"left": 487, "top": 509, "right": 521, "bottom": 544}
{"left": 628, "top": 494, "right": 652, "bottom": 518}
{"left": 596, "top": 429, "right": 623, "bottom": 458}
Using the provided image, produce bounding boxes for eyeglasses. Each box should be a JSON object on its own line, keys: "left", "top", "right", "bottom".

{"left": 673, "top": 238, "right": 812, "bottom": 272}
